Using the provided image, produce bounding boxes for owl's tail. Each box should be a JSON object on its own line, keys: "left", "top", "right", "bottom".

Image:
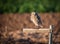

{"left": 38, "top": 25, "right": 43, "bottom": 28}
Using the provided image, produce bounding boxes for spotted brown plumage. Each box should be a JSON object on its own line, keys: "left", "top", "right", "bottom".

{"left": 30, "top": 12, "right": 43, "bottom": 28}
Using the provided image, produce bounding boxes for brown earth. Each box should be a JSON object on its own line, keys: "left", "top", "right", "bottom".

{"left": 0, "top": 13, "right": 60, "bottom": 44}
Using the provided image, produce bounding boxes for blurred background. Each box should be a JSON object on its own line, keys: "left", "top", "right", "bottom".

{"left": 0, "top": 0, "right": 60, "bottom": 44}
{"left": 0, "top": 0, "right": 60, "bottom": 13}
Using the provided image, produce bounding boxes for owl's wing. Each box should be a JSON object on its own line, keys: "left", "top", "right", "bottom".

{"left": 35, "top": 14, "right": 42, "bottom": 25}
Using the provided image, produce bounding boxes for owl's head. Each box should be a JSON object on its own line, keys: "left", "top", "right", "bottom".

{"left": 31, "top": 12, "right": 35, "bottom": 15}
{"left": 31, "top": 12, "right": 38, "bottom": 16}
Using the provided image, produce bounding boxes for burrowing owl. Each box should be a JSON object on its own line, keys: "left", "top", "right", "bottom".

{"left": 30, "top": 12, "right": 43, "bottom": 28}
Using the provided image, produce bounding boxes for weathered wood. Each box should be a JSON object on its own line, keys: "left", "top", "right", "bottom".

{"left": 49, "top": 25, "right": 53, "bottom": 44}
{"left": 23, "top": 28, "right": 50, "bottom": 43}
{"left": 23, "top": 28, "right": 50, "bottom": 33}
{"left": 23, "top": 25, "right": 53, "bottom": 44}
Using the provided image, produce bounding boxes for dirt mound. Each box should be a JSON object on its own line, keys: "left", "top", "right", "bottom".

{"left": 0, "top": 13, "right": 60, "bottom": 44}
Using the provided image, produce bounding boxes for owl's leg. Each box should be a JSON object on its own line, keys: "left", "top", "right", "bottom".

{"left": 39, "top": 25, "right": 43, "bottom": 28}
{"left": 35, "top": 26, "right": 40, "bottom": 29}
{"left": 35, "top": 25, "right": 43, "bottom": 29}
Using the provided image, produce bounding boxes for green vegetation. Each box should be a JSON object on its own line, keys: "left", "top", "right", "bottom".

{"left": 0, "top": 0, "right": 60, "bottom": 13}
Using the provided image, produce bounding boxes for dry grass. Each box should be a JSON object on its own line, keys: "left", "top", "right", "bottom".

{"left": 0, "top": 13, "right": 60, "bottom": 44}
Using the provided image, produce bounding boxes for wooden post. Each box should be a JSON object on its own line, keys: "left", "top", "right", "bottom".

{"left": 23, "top": 25, "right": 53, "bottom": 44}
{"left": 49, "top": 25, "right": 53, "bottom": 44}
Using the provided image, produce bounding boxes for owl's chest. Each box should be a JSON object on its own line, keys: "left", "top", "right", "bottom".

{"left": 31, "top": 15, "right": 37, "bottom": 21}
